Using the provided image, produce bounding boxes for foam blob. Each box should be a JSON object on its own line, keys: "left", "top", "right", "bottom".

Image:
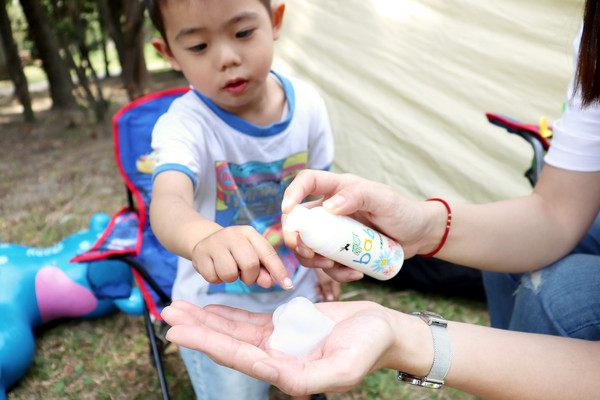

{"left": 266, "top": 297, "right": 335, "bottom": 359}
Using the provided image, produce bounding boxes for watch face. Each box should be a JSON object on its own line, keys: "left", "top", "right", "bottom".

{"left": 416, "top": 311, "right": 447, "bottom": 327}
{"left": 398, "top": 372, "right": 423, "bottom": 385}
{"left": 422, "top": 311, "right": 443, "bottom": 318}
{"left": 397, "top": 372, "right": 443, "bottom": 389}
{"left": 421, "top": 380, "right": 444, "bottom": 389}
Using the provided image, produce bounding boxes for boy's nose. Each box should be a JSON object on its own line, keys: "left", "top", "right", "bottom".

{"left": 218, "top": 44, "right": 241, "bottom": 71}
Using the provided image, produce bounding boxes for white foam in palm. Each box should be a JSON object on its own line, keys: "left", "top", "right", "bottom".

{"left": 266, "top": 297, "right": 335, "bottom": 359}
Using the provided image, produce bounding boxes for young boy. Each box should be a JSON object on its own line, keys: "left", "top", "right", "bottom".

{"left": 147, "top": 0, "right": 338, "bottom": 398}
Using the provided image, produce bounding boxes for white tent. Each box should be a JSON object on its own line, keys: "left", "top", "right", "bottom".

{"left": 274, "top": 0, "right": 583, "bottom": 203}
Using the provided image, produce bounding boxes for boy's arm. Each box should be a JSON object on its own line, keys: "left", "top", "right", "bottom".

{"left": 315, "top": 268, "right": 341, "bottom": 301}
{"left": 150, "top": 170, "right": 293, "bottom": 289}
{"left": 150, "top": 170, "right": 220, "bottom": 259}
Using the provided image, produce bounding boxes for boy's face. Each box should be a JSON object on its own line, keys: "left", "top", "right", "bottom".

{"left": 152, "top": 0, "right": 283, "bottom": 114}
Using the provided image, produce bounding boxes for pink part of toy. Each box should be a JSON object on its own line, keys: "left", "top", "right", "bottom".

{"left": 35, "top": 266, "right": 98, "bottom": 323}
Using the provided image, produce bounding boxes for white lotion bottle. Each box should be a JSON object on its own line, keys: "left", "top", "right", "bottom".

{"left": 283, "top": 205, "right": 404, "bottom": 280}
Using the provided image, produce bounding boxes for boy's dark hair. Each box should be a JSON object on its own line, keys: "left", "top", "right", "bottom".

{"left": 146, "top": 0, "right": 273, "bottom": 43}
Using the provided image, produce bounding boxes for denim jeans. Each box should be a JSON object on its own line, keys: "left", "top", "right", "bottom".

{"left": 179, "top": 346, "right": 270, "bottom": 400}
{"left": 482, "top": 213, "right": 600, "bottom": 339}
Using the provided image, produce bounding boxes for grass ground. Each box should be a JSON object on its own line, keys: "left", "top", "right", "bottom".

{"left": 7, "top": 281, "right": 488, "bottom": 400}
{"left": 1, "top": 71, "right": 488, "bottom": 399}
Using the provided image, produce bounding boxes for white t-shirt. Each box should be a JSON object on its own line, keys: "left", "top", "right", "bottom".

{"left": 545, "top": 27, "right": 600, "bottom": 172}
{"left": 151, "top": 72, "right": 334, "bottom": 312}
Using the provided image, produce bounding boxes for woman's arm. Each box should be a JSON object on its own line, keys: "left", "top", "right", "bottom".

{"left": 281, "top": 168, "right": 600, "bottom": 275}
{"left": 444, "top": 318, "right": 600, "bottom": 399}
{"left": 441, "top": 165, "right": 600, "bottom": 271}
{"left": 160, "top": 300, "right": 600, "bottom": 399}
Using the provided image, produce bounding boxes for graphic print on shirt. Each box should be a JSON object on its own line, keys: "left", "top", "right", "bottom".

{"left": 209, "top": 152, "right": 308, "bottom": 294}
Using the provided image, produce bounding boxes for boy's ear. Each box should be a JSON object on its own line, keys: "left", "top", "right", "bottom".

{"left": 151, "top": 37, "right": 182, "bottom": 71}
{"left": 271, "top": 1, "right": 285, "bottom": 40}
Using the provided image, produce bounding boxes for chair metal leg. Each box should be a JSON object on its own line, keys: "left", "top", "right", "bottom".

{"left": 143, "top": 303, "right": 170, "bottom": 400}
{"left": 519, "top": 130, "right": 545, "bottom": 186}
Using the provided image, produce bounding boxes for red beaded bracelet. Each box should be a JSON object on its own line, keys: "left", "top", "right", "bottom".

{"left": 419, "top": 198, "right": 452, "bottom": 258}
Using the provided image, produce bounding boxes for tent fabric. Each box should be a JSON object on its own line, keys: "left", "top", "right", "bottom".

{"left": 273, "top": 0, "right": 582, "bottom": 203}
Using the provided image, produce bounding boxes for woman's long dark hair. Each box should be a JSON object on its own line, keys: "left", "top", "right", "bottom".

{"left": 576, "top": 0, "right": 600, "bottom": 106}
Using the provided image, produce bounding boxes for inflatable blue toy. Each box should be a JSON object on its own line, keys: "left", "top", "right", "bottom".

{"left": 0, "top": 213, "right": 143, "bottom": 400}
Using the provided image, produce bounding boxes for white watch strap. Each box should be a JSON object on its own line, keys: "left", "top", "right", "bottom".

{"left": 427, "top": 318, "right": 452, "bottom": 383}
{"left": 397, "top": 311, "right": 452, "bottom": 389}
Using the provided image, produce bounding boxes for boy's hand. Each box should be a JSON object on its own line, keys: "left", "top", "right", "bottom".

{"left": 192, "top": 226, "right": 293, "bottom": 290}
{"left": 315, "top": 268, "right": 341, "bottom": 302}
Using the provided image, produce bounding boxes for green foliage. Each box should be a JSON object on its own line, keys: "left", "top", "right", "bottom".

{"left": 8, "top": 42, "right": 169, "bottom": 86}
{"left": 6, "top": 2, "right": 32, "bottom": 54}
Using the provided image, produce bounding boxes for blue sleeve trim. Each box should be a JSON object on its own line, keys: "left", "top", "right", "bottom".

{"left": 152, "top": 163, "right": 197, "bottom": 188}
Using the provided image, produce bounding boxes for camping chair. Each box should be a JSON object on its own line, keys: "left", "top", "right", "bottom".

{"left": 485, "top": 113, "right": 553, "bottom": 186}
{"left": 386, "top": 111, "right": 553, "bottom": 299}
{"left": 71, "top": 86, "right": 191, "bottom": 400}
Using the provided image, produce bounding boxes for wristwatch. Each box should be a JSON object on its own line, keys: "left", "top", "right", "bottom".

{"left": 397, "top": 311, "right": 452, "bottom": 389}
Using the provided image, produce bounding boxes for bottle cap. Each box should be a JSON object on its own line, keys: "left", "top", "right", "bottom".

{"left": 282, "top": 205, "right": 310, "bottom": 232}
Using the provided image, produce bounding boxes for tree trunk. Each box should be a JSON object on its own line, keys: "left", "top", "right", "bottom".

{"left": 97, "top": 0, "right": 150, "bottom": 100}
{"left": 0, "top": 0, "right": 35, "bottom": 122}
{"left": 97, "top": 15, "right": 111, "bottom": 78}
{"left": 64, "top": 0, "right": 107, "bottom": 122}
{"left": 19, "top": 0, "right": 75, "bottom": 109}
{"left": 121, "top": 36, "right": 150, "bottom": 100}
{"left": 63, "top": 44, "right": 106, "bottom": 122}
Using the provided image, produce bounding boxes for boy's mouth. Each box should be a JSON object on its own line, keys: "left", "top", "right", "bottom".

{"left": 223, "top": 79, "right": 248, "bottom": 94}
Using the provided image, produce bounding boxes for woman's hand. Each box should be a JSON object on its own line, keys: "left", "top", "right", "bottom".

{"left": 161, "top": 300, "right": 429, "bottom": 396}
{"left": 282, "top": 170, "right": 446, "bottom": 281}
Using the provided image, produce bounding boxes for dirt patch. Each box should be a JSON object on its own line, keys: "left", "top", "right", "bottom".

{"left": 0, "top": 71, "right": 197, "bottom": 400}
{"left": 0, "top": 71, "right": 186, "bottom": 246}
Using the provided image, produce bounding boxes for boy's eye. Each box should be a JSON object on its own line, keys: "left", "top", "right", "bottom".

{"left": 236, "top": 29, "right": 253, "bottom": 39}
{"left": 188, "top": 43, "right": 207, "bottom": 52}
